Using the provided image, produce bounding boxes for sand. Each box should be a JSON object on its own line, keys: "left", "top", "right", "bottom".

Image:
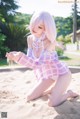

{"left": 0, "top": 67, "right": 80, "bottom": 119}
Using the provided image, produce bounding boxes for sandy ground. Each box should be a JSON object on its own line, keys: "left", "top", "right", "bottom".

{"left": 0, "top": 67, "right": 80, "bottom": 119}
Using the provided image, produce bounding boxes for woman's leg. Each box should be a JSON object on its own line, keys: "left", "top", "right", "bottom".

{"left": 27, "top": 78, "right": 54, "bottom": 101}
{"left": 48, "top": 71, "right": 78, "bottom": 107}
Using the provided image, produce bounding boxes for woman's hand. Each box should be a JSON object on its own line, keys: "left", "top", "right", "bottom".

{"left": 6, "top": 51, "right": 24, "bottom": 62}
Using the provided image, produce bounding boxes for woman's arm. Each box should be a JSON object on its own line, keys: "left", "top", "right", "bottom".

{"left": 27, "top": 35, "right": 33, "bottom": 57}
{"left": 5, "top": 34, "right": 33, "bottom": 63}
{"left": 6, "top": 36, "right": 37, "bottom": 69}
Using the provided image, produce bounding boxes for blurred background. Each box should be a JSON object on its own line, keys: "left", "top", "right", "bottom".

{"left": 0, "top": 0, "right": 80, "bottom": 67}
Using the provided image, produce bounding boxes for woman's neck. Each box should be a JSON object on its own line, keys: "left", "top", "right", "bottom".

{"left": 33, "top": 34, "right": 46, "bottom": 41}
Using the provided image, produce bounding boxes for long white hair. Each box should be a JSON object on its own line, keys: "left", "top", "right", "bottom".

{"left": 29, "top": 11, "right": 57, "bottom": 43}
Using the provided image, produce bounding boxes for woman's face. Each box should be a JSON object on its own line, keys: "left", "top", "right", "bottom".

{"left": 32, "top": 21, "right": 45, "bottom": 38}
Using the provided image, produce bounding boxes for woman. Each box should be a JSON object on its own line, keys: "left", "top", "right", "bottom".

{"left": 6, "top": 11, "right": 78, "bottom": 107}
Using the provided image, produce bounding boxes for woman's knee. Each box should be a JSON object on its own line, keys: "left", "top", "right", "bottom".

{"left": 48, "top": 95, "right": 60, "bottom": 107}
{"left": 48, "top": 98, "right": 59, "bottom": 107}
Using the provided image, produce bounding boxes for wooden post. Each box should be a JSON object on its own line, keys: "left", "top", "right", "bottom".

{"left": 73, "top": 0, "right": 77, "bottom": 43}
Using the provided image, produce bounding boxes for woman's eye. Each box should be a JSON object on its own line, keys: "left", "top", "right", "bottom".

{"left": 38, "top": 26, "right": 43, "bottom": 29}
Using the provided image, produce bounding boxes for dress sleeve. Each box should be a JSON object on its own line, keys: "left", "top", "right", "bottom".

{"left": 16, "top": 53, "right": 36, "bottom": 69}
{"left": 16, "top": 35, "right": 38, "bottom": 69}
{"left": 16, "top": 52, "right": 42, "bottom": 69}
{"left": 27, "top": 48, "right": 32, "bottom": 57}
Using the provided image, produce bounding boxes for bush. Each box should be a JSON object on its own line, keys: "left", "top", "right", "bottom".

{"left": 5, "top": 23, "right": 29, "bottom": 51}
{"left": 0, "top": 30, "right": 10, "bottom": 58}
{"left": 56, "top": 47, "right": 64, "bottom": 56}
{"left": 0, "top": 47, "right": 10, "bottom": 58}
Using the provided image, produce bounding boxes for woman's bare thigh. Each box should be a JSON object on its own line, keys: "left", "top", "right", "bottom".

{"left": 27, "top": 78, "right": 55, "bottom": 101}
{"left": 51, "top": 71, "right": 72, "bottom": 99}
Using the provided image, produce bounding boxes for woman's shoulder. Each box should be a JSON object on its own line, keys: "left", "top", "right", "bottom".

{"left": 27, "top": 35, "right": 33, "bottom": 41}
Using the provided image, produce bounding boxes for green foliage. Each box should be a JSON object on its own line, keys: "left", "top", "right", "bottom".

{"left": 0, "top": 0, "right": 19, "bottom": 23}
{"left": 5, "top": 23, "right": 29, "bottom": 51}
{"left": 0, "top": 47, "right": 10, "bottom": 58}
{"left": 55, "top": 17, "right": 73, "bottom": 37}
{"left": 0, "top": 30, "right": 10, "bottom": 58}
{"left": 57, "top": 35, "right": 71, "bottom": 46}
{"left": 71, "top": 2, "right": 80, "bottom": 30}
{"left": 0, "top": 32, "right": 6, "bottom": 43}
{"left": 65, "top": 35, "right": 71, "bottom": 43}
{"left": 14, "top": 13, "right": 31, "bottom": 26}
{"left": 0, "top": 13, "right": 5, "bottom": 22}
{"left": 55, "top": 2, "right": 80, "bottom": 37}
{"left": 0, "top": 59, "right": 7, "bottom": 66}
{"left": 57, "top": 35, "right": 64, "bottom": 42}
{"left": 56, "top": 47, "right": 64, "bottom": 56}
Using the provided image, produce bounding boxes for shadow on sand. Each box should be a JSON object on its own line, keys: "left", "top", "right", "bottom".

{"left": 54, "top": 97, "right": 80, "bottom": 119}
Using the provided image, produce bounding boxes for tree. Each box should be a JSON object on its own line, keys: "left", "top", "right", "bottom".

{"left": 4, "top": 23, "right": 29, "bottom": 51}
{"left": 55, "top": 16, "right": 73, "bottom": 37}
{"left": 73, "top": 0, "right": 77, "bottom": 43}
{"left": 0, "top": 0, "right": 19, "bottom": 23}
{"left": 71, "top": 0, "right": 80, "bottom": 43}
{"left": 14, "top": 12, "right": 31, "bottom": 26}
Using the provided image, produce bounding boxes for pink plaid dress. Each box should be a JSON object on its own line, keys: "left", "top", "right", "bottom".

{"left": 17, "top": 38, "right": 69, "bottom": 81}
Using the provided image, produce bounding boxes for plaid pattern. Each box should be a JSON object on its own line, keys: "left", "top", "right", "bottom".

{"left": 17, "top": 50, "right": 69, "bottom": 80}
{"left": 34, "top": 63, "right": 59, "bottom": 80}
{"left": 16, "top": 54, "right": 37, "bottom": 69}
{"left": 34, "top": 61, "right": 69, "bottom": 80}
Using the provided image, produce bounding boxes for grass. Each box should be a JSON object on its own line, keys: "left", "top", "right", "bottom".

{"left": 0, "top": 58, "right": 8, "bottom": 66}
{"left": 60, "top": 52, "right": 80, "bottom": 66}
{"left": 0, "top": 59, "right": 19, "bottom": 68}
